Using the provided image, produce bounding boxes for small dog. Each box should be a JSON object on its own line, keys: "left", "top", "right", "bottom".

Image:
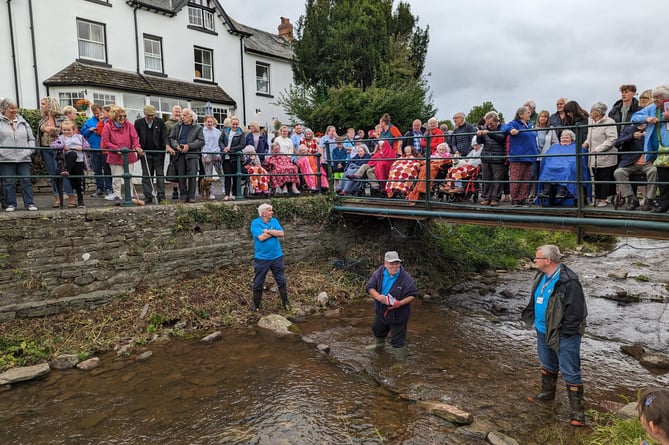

{"left": 199, "top": 177, "right": 214, "bottom": 200}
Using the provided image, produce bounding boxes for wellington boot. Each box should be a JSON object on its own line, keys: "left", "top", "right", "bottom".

{"left": 252, "top": 290, "right": 262, "bottom": 311}
{"left": 365, "top": 338, "right": 385, "bottom": 351}
{"left": 392, "top": 346, "right": 408, "bottom": 361}
{"left": 566, "top": 384, "right": 586, "bottom": 427}
{"left": 278, "top": 285, "right": 289, "bottom": 310}
{"left": 528, "top": 368, "right": 558, "bottom": 402}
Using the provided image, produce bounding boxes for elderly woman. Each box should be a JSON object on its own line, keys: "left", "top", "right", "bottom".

{"left": 102, "top": 105, "right": 143, "bottom": 205}
{"left": 264, "top": 141, "right": 301, "bottom": 195}
{"left": 38, "top": 97, "right": 73, "bottom": 207}
{"left": 385, "top": 146, "right": 422, "bottom": 198}
{"left": 537, "top": 130, "right": 591, "bottom": 205}
{"left": 583, "top": 101, "right": 618, "bottom": 207}
{"left": 167, "top": 108, "right": 204, "bottom": 203}
{"left": 245, "top": 121, "right": 269, "bottom": 158}
{"left": 296, "top": 144, "right": 329, "bottom": 192}
{"left": 631, "top": 84, "right": 669, "bottom": 213}
{"left": 0, "top": 98, "right": 38, "bottom": 211}
{"left": 502, "top": 106, "right": 538, "bottom": 206}
{"left": 422, "top": 117, "right": 445, "bottom": 154}
{"left": 218, "top": 115, "right": 245, "bottom": 201}
{"left": 242, "top": 145, "right": 270, "bottom": 196}
{"left": 476, "top": 111, "right": 507, "bottom": 207}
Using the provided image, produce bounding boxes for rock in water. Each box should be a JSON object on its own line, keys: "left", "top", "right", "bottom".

{"left": 0, "top": 363, "right": 50, "bottom": 385}
{"left": 257, "top": 314, "right": 297, "bottom": 335}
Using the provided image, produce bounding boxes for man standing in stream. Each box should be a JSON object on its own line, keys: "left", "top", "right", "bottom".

{"left": 250, "top": 203, "right": 289, "bottom": 311}
{"left": 365, "top": 251, "right": 417, "bottom": 361}
{"left": 522, "top": 244, "right": 588, "bottom": 427}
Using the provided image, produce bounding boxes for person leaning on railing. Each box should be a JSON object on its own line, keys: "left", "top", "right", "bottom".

{"left": 101, "top": 105, "right": 143, "bottom": 206}
{"left": 0, "top": 97, "right": 38, "bottom": 211}
{"left": 583, "top": 101, "right": 618, "bottom": 207}
{"left": 477, "top": 111, "right": 506, "bottom": 207}
{"left": 631, "top": 84, "right": 669, "bottom": 213}
{"left": 167, "top": 108, "right": 203, "bottom": 203}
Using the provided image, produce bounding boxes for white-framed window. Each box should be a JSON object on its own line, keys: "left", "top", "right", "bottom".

{"left": 192, "top": 102, "right": 229, "bottom": 126}
{"left": 188, "top": 5, "right": 215, "bottom": 32}
{"left": 93, "top": 92, "right": 116, "bottom": 106}
{"left": 194, "top": 47, "right": 213, "bottom": 81}
{"left": 256, "top": 63, "right": 270, "bottom": 94}
{"left": 148, "top": 98, "right": 187, "bottom": 119}
{"left": 143, "top": 35, "right": 163, "bottom": 73}
{"left": 59, "top": 92, "right": 84, "bottom": 109}
{"left": 77, "top": 18, "right": 106, "bottom": 62}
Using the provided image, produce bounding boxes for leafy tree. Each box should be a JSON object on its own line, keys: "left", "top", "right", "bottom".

{"left": 466, "top": 101, "right": 504, "bottom": 126}
{"left": 284, "top": 0, "right": 434, "bottom": 132}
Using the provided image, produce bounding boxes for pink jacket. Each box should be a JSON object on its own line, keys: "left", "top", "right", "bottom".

{"left": 101, "top": 120, "right": 141, "bottom": 165}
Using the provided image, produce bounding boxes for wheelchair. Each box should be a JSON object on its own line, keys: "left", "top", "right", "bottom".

{"left": 435, "top": 166, "right": 480, "bottom": 203}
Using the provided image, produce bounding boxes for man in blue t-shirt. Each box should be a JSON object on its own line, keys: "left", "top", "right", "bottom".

{"left": 250, "top": 203, "right": 288, "bottom": 311}
{"left": 521, "top": 244, "right": 587, "bottom": 427}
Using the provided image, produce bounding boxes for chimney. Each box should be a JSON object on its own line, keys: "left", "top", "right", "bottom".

{"left": 278, "top": 17, "right": 293, "bottom": 42}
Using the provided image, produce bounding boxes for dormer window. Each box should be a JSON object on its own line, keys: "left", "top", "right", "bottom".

{"left": 188, "top": 0, "right": 215, "bottom": 32}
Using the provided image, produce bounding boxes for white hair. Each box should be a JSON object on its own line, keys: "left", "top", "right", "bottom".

{"left": 258, "top": 203, "right": 272, "bottom": 216}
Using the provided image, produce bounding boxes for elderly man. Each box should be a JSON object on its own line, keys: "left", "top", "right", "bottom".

{"left": 167, "top": 108, "right": 204, "bottom": 203}
{"left": 631, "top": 84, "right": 669, "bottom": 213}
{"left": 524, "top": 100, "right": 538, "bottom": 126}
{"left": 250, "top": 203, "right": 289, "bottom": 311}
{"left": 365, "top": 251, "right": 417, "bottom": 361}
{"left": 550, "top": 98, "right": 568, "bottom": 136}
{"left": 448, "top": 112, "right": 477, "bottom": 156}
{"left": 522, "top": 245, "right": 587, "bottom": 427}
{"left": 403, "top": 119, "right": 424, "bottom": 155}
{"left": 135, "top": 105, "right": 168, "bottom": 203}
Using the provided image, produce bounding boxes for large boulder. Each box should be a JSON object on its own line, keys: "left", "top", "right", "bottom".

{"left": 0, "top": 363, "right": 50, "bottom": 385}
{"left": 257, "top": 314, "right": 298, "bottom": 335}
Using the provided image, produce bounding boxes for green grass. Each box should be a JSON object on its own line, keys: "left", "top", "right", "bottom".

{"left": 583, "top": 410, "right": 652, "bottom": 445}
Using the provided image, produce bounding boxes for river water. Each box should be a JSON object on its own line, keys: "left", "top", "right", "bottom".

{"left": 1, "top": 239, "right": 668, "bottom": 444}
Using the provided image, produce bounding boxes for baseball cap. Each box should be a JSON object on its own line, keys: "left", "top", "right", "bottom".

{"left": 384, "top": 251, "right": 402, "bottom": 263}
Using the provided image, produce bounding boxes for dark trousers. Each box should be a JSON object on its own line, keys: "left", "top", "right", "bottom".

{"left": 89, "top": 151, "right": 112, "bottom": 193}
{"left": 481, "top": 162, "right": 506, "bottom": 201}
{"left": 372, "top": 313, "right": 408, "bottom": 348}
{"left": 253, "top": 256, "right": 286, "bottom": 292}
{"left": 141, "top": 154, "right": 165, "bottom": 200}
{"left": 64, "top": 151, "right": 84, "bottom": 203}
{"left": 222, "top": 158, "right": 238, "bottom": 197}
{"left": 175, "top": 156, "right": 199, "bottom": 200}
{"left": 658, "top": 167, "right": 669, "bottom": 208}
{"left": 592, "top": 164, "right": 616, "bottom": 200}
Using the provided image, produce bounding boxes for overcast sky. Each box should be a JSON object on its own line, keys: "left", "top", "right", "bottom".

{"left": 223, "top": 0, "right": 668, "bottom": 122}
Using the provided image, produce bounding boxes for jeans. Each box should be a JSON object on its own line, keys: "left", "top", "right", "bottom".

{"left": 89, "top": 150, "right": 112, "bottom": 193}
{"left": 0, "top": 162, "right": 35, "bottom": 207}
{"left": 536, "top": 330, "right": 582, "bottom": 384}
{"left": 42, "top": 148, "right": 73, "bottom": 195}
{"left": 253, "top": 256, "right": 286, "bottom": 292}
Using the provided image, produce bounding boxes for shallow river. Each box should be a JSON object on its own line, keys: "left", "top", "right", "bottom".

{"left": 1, "top": 239, "right": 668, "bottom": 444}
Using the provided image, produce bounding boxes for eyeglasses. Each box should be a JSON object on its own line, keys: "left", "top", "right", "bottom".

{"left": 118, "top": 115, "right": 126, "bottom": 118}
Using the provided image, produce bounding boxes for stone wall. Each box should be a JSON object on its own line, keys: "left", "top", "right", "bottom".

{"left": 0, "top": 202, "right": 360, "bottom": 320}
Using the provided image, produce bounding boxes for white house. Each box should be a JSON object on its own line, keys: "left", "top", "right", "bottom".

{"left": 1, "top": 0, "right": 294, "bottom": 128}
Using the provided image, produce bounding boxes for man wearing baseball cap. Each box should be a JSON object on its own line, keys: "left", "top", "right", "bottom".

{"left": 365, "top": 251, "right": 417, "bottom": 360}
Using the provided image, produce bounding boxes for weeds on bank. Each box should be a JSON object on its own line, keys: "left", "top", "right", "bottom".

{"left": 583, "top": 410, "right": 651, "bottom": 445}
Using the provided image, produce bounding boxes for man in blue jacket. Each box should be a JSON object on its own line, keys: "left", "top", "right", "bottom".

{"left": 365, "top": 251, "right": 417, "bottom": 361}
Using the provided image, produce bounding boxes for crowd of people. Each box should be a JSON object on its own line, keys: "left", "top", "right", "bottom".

{"left": 1, "top": 84, "right": 669, "bottom": 212}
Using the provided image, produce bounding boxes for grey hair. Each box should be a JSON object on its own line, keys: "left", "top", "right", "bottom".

{"left": 182, "top": 108, "right": 197, "bottom": 121}
{"left": 537, "top": 245, "right": 561, "bottom": 262}
{"left": 242, "top": 145, "right": 256, "bottom": 154}
{"left": 257, "top": 203, "right": 272, "bottom": 216}
{"left": 524, "top": 100, "right": 536, "bottom": 110}
{"left": 484, "top": 111, "right": 499, "bottom": 121}
{"left": 0, "top": 97, "right": 17, "bottom": 113}
{"left": 561, "top": 129, "right": 576, "bottom": 141}
{"left": 652, "top": 85, "right": 669, "bottom": 100}
{"left": 590, "top": 101, "right": 608, "bottom": 116}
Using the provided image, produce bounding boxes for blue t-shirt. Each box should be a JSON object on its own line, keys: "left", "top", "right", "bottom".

{"left": 534, "top": 268, "right": 561, "bottom": 334}
{"left": 250, "top": 217, "right": 284, "bottom": 260}
{"left": 381, "top": 268, "right": 400, "bottom": 296}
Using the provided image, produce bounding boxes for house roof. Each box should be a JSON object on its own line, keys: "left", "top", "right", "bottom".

{"left": 125, "top": 0, "right": 189, "bottom": 16}
{"left": 223, "top": 15, "right": 294, "bottom": 62}
{"left": 44, "top": 62, "right": 236, "bottom": 105}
